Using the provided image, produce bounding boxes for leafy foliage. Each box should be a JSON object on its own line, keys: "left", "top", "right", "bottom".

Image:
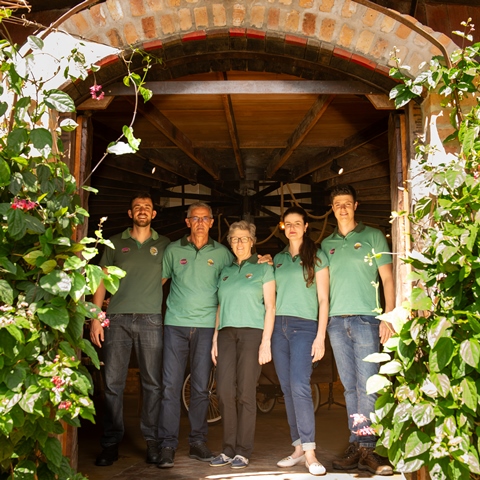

{"left": 369, "top": 20, "right": 480, "bottom": 480}
{"left": 0, "top": 19, "right": 135, "bottom": 480}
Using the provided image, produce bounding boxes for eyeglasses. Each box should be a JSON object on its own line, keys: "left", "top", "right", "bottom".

{"left": 230, "top": 236, "right": 251, "bottom": 244}
{"left": 188, "top": 216, "right": 213, "bottom": 223}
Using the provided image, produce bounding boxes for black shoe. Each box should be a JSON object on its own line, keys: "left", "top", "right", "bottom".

{"left": 146, "top": 440, "right": 159, "bottom": 464}
{"left": 95, "top": 444, "right": 119, "bottom": 466}
{"left": 158, "top": 447, "right": 175, "bottom": 468}
{"left": 189, "top": 442, "right": 214, "bottom": 462}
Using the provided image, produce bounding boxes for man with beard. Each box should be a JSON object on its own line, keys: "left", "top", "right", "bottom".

{"left": 91, "top": 192, "right": 170, "bottom": 467}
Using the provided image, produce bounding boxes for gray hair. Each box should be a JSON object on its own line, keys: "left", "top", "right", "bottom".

{"left": 186, "top": 201, "right": 213, "bottom": 218}
{"left": 227, "top": 220, "right": 256, "bottom": 245}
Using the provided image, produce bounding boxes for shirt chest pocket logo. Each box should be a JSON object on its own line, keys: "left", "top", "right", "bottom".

{"left": 245, "top": 273, "right": 253, "bottom": 279}
{"left": 180, "top": 259, "right": 188, "bottom": 265}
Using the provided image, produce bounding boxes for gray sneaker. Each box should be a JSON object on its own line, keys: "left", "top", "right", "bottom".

{"left": 231, "top": 454, "right": 249, "bottom": 469}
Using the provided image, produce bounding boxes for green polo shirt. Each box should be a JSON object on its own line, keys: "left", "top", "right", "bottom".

{"left": 217, "top": 254, "right": 275, "bottom": 330}
{"left": 274, "top": 247, "right": 329, "bottom": 321}
{"left": 163, "top": 236, "right": 234, "bottom": 328}
{"left": 321, "top": 222, "right": 392, "bottom": 317}
{"left": 100, "top": 228, "right": 170, "bottom": 314}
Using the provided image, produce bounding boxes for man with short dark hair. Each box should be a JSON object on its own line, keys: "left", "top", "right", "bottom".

{"left": 91, "top": 192, "right": 170, "bottom": 467}
{"left": 158, "top": 202, "right": 233, "bottom": 468}
{"left": 321, "top": 185, "right": 394, "bottom": 476}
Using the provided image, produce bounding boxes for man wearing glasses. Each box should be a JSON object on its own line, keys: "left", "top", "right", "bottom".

{"left": 158, "top": 202, "right": 233, "bottom": 468}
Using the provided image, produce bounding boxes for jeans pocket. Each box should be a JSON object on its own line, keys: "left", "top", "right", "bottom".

{"left": 358, "top": 315, "right": 379, "bottom": 326}
{"left": 145, "top": 314, "right": 163, "bottom": 326}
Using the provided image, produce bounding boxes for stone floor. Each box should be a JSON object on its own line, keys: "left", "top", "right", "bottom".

{"left": 77, "top": 382, "right": 405, "bottom": 480}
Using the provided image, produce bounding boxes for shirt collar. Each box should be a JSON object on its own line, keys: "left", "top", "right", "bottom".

{"left": 180, "top": 235, "right": 215, "bottom": 247}
{"left": 121, "top": 228, "right": 159, "bottom": 240}
{"left": 331, "top": 221, "right": 365, "bottom": 238}
{"left": 234, "top": 253, "right": 258, "bottom": 266}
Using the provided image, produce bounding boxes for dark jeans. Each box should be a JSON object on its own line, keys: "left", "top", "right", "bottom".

{"left": 101, "top": 313, "right": 163, "bottom": 447}
{"left": 216, "top": 327, "right": 262, "bottom": 459}
{"left": 327, "top": 315, "right": 380, "bottom": 447}
{"left": 159, "top": 325, "right": 214, "bottom": 449}
{"left": 272, "top": 316, "right": 317, "bottom": 450}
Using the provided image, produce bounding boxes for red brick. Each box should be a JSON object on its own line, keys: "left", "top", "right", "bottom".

{"left": 124, "top": 22, "right": 139, "bottom": 44}
{"left": 182, "top": 31, "right": 207, "bottom": 42}
{"left": 396, "top": 24, "right": 411, "bottom": 40}
{"left": 129, "top": 0, "right": 145, "bottom": 17}
{"left": 250, "top": 6, "right": 265, "bottom": 28}
{"left": 143, "top": 39, "right": 163, "bottom": 51}
{"left": 72, "top": 13, "right": 90, "bottom": 35}
{"left": 319, "top": 18, "right": 335, "bottom": 42}
{"left": 267, "top": 8, "right": 280, "bottom": 30}
{"left": 90, "top": 4, "right": 106, "bottom": 27}
{"left": 351, "top": 54, "right": 376, "bottom": 70}
{"left": 194, "top": 6, "right": 208, "bottom": 27}
{"left": 213, "top": 4, "right": 226, "bottom": 27}
{"left": 333, "top": 47, "right": 352, "bottom": 60}
{"left": 246, "top": 28, "right": 266, "bottom": 39}
{"left": 106, "top": 28, "right": 123, "bottom": 47}
{"left": 142, "top": 16, "right": 156, "bottom": 38}
{"left": 375, "top": 64, "right": 391, "bottom": 77}
{"left": 302, "top": 13, "right": 316, "bottom": 36}
{"left": 285, "top": 10, "right": 299, "bottom": 32}
{"left": 160, "top": 14, "right": 176, "bottom": 34}
{"left": 95, "top": 54, "right": 119, "bottom": 67}
{"left": 229, "top": 27, "right": 246, "bottom": 37}
{"left": 285, "top": 34, "right": 307, "bottom": 46}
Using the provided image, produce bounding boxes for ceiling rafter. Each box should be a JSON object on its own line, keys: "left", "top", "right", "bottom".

{"left": 266, "top": 94, "right": 335, "bottom": 178}
{"left": 293, "top": 118, "right": 388, "bottom": 181}
{"left": 127, "top": 98, "right": 220, "bottom": 180}
{"left": 218, "top": 73, "right": 245, "bottom": 179}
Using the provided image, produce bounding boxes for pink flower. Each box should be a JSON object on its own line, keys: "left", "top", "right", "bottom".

{"left": 90, "top": 83, "right": 105, "bottom": 101}
{"left": 354, "top": 426, "right": 377, "bottom": 437}
{"left": 58, "top": 401, "right": 72, "bottom": 410}
{"left": 101, "top": 318, "right": 110, "bottom": 328}
{"left": 11, "top": 198, "right": 37, "bottom": 211}
{"left": 351, "top": 413, "right": 369, "bottom": 427}
{"left": 52, "top": 376, "right": 65, "bottom": 388}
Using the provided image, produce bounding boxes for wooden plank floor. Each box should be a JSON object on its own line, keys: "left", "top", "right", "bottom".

{"left": 78, "top": 383, "right": 405, "bottom": 480}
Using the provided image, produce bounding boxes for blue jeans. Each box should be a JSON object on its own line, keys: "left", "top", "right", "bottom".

{"left": 327, "top": 315, "right": 380, "bottom": 447}
{"left": 159, "top": 325, "right": 214, "bottom": 449}
{"left": 101, "top": 313, "right": 163, "bottom": 447}
{"left": 271, "top": 316, "right": 317, "bottom": 450}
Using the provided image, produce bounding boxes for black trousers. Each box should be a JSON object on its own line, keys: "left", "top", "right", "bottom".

{"left": 216, "top": 327, "right": 263, "bottom": 459}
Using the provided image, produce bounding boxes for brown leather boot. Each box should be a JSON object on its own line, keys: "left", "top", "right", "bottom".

{"left": 358, "top": 447, "right": 393, "bottom": 475}
{"left": 332, "top": 442, "right": 360, "bottom": 470}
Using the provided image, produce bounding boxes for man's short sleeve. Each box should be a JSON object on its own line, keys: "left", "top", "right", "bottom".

{"left": 162, "top": 244, "right": 174, "bottom": 279}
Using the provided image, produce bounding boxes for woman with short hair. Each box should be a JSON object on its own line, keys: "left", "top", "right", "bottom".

{"left": 210, "top": 220, "right": 276, "bottom": 470}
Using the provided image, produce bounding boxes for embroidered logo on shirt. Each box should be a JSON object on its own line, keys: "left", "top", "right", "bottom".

{"left": 222, "top": 276, "right": 229, "bottom": 281}
{"left": 245, "top": 273, "right": 253, "bottom": 279}
{"left": 122, "top": 247, "right": 130, "bottom": 253}
{"left": 354, "top": 243, "right": 362, "bottom": 250}
{"left": 150, "top": 247, "right": 158, "bottom": 256}
{"left": 207, "top": 259, "right": 214, "bottom": 266}
{"left": 329, "top": 249, "right": 335, "bottom": 255}
{"left": 180, "top": 259, "right": 187, "bottom": 265}
{"left": 276, "top": 263, "right": 282, "bottom": 268}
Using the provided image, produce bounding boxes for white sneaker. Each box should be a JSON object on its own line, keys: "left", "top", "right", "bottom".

{"left": 277, "top": 454, "right": 306, "bottom": 467}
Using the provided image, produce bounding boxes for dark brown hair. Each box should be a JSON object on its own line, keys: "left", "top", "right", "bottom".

{"left": 283, "top": 206, "right": 321, "bottom": 287}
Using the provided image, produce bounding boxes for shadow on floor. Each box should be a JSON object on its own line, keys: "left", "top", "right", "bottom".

{"left": 77, "top": 382, "right": 404, "bottom": 480}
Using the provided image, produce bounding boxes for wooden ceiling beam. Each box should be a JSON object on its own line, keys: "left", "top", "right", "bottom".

{"left": 128, "top": 98, "right": 220, "bottom": 179}
{"left": 218, "top": 69, "right": 245, "bottom": 178}
{"left": 293, "top": 118, "right": 388, "bottom": 180}
{"left": 106, "top": 81, "right": 382, "bottom": 96}
{"left": 266, "top": 94, "right": 335, "bottom": 178}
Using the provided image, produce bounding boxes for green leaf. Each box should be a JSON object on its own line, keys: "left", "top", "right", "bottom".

{"left": 44, "top": 436, "right": 63, "bottom": 467}
{"left": 18, "top": 385, "right": 43, "bottom": 413}
{"left": 79, "top": 339, "right": 100, "bottom": 369}
{"left": 379, "top": 360, "right": 402, "bottom": 375}
{"left": 39, "top": 270, "right": 72, "bottom": 297}
{"left": 37, "top": 305, "right": 69, "bottom": 332}
{"left": 427, "top": 317, "right": 451, "bottom": 349}
{"left": 13, "top": 459, "right": 37, "bottom": 479}
{"left": 396, "top": 457, "right": 425, "bottom": 473}
{"left": 63, "top": 256, "right": 85, "bottom": 271}
{"left": 85, "top": 264, "right": 104, "bottom": 295}
{"left": 459, "top": 338, "right": 480, "bottom": 368}
{"left": 7, "top": 128, "right": 28, "bottom": 156}
{"left": 460, "top": 377, "right": 477, "bottom": 411}
{"left": 6, "top": 207, "right": 26, "bottom": 240}
{"left": 431, "top": 372, "right": 450, "bottom": 397}
{"left": 0, "top": 435, "right": 14, "bottom": 462}
{"left": 39, "top": 259, "right": 57, "bottom": 274}
{"left": 59, "top": 118, "right": 78, "bottom": 132}
{"left": 366, "top": 374, "right": 391, "bottom": 395}
{"left": 412, "top": 403, "right": 435, "bottom": 427}
{"left": 430, "top": 337, "right": 454, "bottom": 371}
{"left": 410, "top": 287, "right": 432, "bottom": 311}
{"left": 404, "top": 430, "right": 431, "bottom": 459}
{"left": 5, "top": 363, "right": 29, "bottom": 391}
{"left": 0, "top": 279, "right": 13, "bottom": 304}
{"left": 70, "top": 272, "right": 87, "bottom": 303}
{"left": 43, "top": 90, "right": 75, "bottom": 113}
{"left": 27, "top": 35, "right": 44, "bottom": 50}
{"left": 24, "top": 214, "right": 45, "bottom": 234}
{"left": 0, "top": 157, "right": 11, "bottom": 186}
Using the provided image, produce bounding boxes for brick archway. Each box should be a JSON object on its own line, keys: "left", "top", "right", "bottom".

{"left": 61, "top": 0, "right": 457, "bottom": 99}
